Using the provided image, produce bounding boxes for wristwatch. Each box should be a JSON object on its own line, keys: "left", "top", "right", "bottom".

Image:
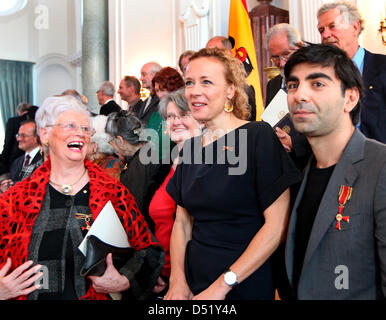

{"left": 223, "top": 269, "right": 238, "bottom": 288}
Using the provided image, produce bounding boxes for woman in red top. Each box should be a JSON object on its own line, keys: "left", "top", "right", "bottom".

{"left": 149, "top": 88, "right": 201, "bottom": 295}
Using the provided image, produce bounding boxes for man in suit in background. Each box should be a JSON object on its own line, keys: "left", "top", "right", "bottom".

{"left": 97, "top": 81, "right": 121, "bottom": 116}
{"left": 264, "top": 23, "right": 304, "bottom": 107}
{"left": 138, "top": 62, "right": 162, "bottom": 126}
{"left": 9, "top": 120, "right": 42, "bottom": 182}
{"left": 118, "top": 76, "right": 143, "bottom": 116}
{"left": 317, "top": 1, "right": 386, "bottom": 144}
{"left": 0, "top": 103, "right": 35, "bottom": 175}
{"left": 284, "top": 44, "right": 386, "bottom": 299}
{"left": 264, "top": 24, "right": 311, "bottom": 171}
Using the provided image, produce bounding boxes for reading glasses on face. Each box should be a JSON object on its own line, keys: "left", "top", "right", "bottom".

{"left": 16, "top": 133, "right": 34, "bottom": 139}
{"left": 46, "top": 122, "right": 91, "bottom": 135}
{"left": 270, "top": 48, "right": 297, "bottom": 64}
{"left": 166, "top": 113, "right": 191, "bottom": 122}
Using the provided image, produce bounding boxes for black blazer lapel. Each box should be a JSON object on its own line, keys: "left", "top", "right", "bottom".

{"left": 140, "top": 95, "right": 159, "bottom": 118}
{"left": 285, "top": 158, "right": 312, "bottom": 286}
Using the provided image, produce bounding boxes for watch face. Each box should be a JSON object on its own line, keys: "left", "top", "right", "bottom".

{"left": 224, "top": 271, "right": 237, "bottom": 285}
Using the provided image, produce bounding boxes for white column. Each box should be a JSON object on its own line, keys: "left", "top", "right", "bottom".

{"left": 82, "top": 0, "right": 109, "bottom": 114}
{"left": 180, "top": 0, "right": 210, "bottom": 50}
{"left": 289, "top": 0, "right": 326, "bottom": 44}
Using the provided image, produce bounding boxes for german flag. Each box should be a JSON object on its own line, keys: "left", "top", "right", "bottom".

{"left": 228, "top": 0, "right": 263, "bottom": 120}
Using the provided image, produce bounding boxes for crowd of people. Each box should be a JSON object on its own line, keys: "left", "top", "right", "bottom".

{"left": 0, "top": 1, "right": 385, "bottom": 301}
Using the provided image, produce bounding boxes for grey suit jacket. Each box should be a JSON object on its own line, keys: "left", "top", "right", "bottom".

{"left": 285, "top": 129, "right": 386, "bottom": 299}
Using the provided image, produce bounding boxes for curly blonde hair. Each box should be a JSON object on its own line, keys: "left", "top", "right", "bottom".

{"left": 188, "top": 47, "right": 251, "bottom": 120}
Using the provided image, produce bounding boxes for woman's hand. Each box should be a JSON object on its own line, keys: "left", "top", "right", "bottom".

{"left": 0, "top": 258, "right": 42, "bottom": 300}
{"left": 152, "top": 276, "right": 167, "bottom": 294}
{"left": 164, "top": 279, "right": 193, "bottom": 300}
{"left": 192, "top": 277, "right": 230, "bottom": 300}
{"left": 88, "top": 253, "right": 130, "bottom": 294}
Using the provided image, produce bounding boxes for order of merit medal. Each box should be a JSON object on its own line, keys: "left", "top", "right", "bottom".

{"left": 336, "top": 185, "right": 352, "bottom": 230}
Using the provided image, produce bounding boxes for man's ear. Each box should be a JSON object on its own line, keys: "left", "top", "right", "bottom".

{"left": 344, "top": 87, "right": 360, "bottom": 113}
{"left": 352, "top": 20, "right": 361, "bottom": 37}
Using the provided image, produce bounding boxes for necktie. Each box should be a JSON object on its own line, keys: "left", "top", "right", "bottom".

{"left": 24, "top": 154, "right": 31, "bottom": 167}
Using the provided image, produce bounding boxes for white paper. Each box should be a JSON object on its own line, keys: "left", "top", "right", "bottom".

{"left": 78, "top": 200, "right": 130, "bottom": 256}
{"left": 261, "top": 89, "right": 289, "bottom": 127}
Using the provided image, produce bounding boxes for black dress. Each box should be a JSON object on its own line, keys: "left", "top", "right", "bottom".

{"left": 166, "top": 121, "right": 301, "bottom": 300}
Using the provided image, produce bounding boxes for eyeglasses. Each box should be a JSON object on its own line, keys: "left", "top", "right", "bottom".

{"left": 166, "top": 113, "right": 192, "bottom": 122}
{"left": 46, "top": 122, "right": 91, "bottom": 135}
{"left": 16, "top": 133, "right": 35, "bottom": 139}
{"left": 270, "top": 49, "right": 296, "bottom": 64}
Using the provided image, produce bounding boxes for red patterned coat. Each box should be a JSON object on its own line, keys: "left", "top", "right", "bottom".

{"left": 0, "top": 159, "right": 163, "bottom": 300}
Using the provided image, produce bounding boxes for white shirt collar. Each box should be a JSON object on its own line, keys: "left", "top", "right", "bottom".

{"left": 26, "top": 146, "right": 40, "bottom": 162}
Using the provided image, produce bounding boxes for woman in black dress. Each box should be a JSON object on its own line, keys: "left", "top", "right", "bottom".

{"left": 165, "top": 48, "right": 301, "bottom": 300}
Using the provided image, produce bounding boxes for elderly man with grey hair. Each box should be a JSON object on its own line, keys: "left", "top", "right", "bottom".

{"left": 264, "top": 23, "right": 304, "bottom": 107}
{"left": 138, "top": 62, "right": 162, "bottom": 125}
{"left": 317, "top": 0, "right": 386, "bottom": 144}
{"left": 264, "top": 24, "right": 312, "bottom": 172}
{"left": 96, "top": 81, "right": 122, "bottom": 116}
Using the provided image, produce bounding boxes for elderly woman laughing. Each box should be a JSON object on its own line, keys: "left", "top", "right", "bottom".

{"left": 0, "top": 95, "right": 164, "bottom": 300}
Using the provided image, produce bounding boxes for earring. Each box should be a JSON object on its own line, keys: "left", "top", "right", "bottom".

{"left": 224, "top": 102, "right": 234, "bottom": 113}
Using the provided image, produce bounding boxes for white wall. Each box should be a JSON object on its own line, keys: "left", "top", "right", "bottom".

{"left": 0, "top": 0, "right": 80, "bottom": 106}
{"left": 358, "top": 0, "right": 386, "bottom": 55}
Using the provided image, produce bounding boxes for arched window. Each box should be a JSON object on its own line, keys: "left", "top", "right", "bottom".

{"left": 0, "top": 0, "right": 28, "bottom": 16}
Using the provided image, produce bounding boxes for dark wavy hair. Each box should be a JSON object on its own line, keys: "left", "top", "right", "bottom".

{"left": 284, "top": 44, "right": 364, "bottom": 125}
{"left": 151, "top": 67, "right": 185, "bottom": 94}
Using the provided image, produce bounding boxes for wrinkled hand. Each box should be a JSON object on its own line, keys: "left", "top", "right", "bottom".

{"left": 0, "top": 258, "right": 42, "bottom": 300}
{"left": 164, "top": 279, "right": 193, "bottom": 300}
{"left": 275, "top": 127, "right": 293, "bottom": 152}
{"left": 153, "top": 276, "right": 167, "bottom": 294}
{"left": 88, "top": 253, "right": 130, "bottom": 294}
{"left": 0, "top": 180, "right": 13, "bottom": 194}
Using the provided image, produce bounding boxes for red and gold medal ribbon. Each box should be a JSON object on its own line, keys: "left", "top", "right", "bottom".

{"left": 336, "top": 186, "right": 352, "bottom": 230}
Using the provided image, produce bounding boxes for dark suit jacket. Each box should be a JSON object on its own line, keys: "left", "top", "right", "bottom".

{"left": 10, "top": 151, "right": 43, "bottom": 182}
{"left": 128, "top": 99, "right": 143, "bottom": 118}
{"left": 265, "top": 74, "right": 283, "bottom": 108}
{"left": 285, "top": 130, "right": 386, "bottom": 299}
{"left": 360, "top": 50, "right": 386, "bottom": 144}
{"left": 0, "top": 114, "right": 28, "bottom": 174}
{"left": 137, "top": 94, "right": 159, "bottom": 126}
{"left": 100, "top": 100, "right": 121, "bottom": 116}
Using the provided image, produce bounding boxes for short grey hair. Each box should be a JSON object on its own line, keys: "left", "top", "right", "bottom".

{"left": 146, "top": 61, "right": 162, "bottom": 76}
{"left": 98, "top": 81, "right": 115, "bottom": 97}
{"left": 317, "top": 1, "right": 364, "bottom": 35}
{"left": 90, "top": 115, "right": 115, "bottom": 154}
{"left": 105, "top": 110, "right": 146, "bottom": 146}
{"left": 158, "top": 88, "right": 189, "bottom": 119}
{"left": 35, "top": 95, "right": 90, "bottom": 134}
{"left": 264, "top": 23, "right": 302, "bottom": 50}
